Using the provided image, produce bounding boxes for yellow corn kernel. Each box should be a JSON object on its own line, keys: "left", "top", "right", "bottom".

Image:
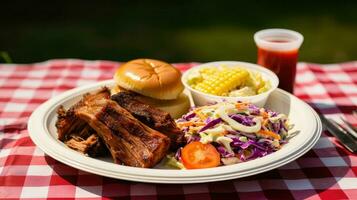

{"left": 200, "top": 67, "right": 217, "bottom": 75}
{"left": 194, "top": 68, "right": 249, "bottom": 96}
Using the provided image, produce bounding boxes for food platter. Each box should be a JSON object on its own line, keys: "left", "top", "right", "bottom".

{"left": 28, "top": 79, "right": 322, "bottom": 183}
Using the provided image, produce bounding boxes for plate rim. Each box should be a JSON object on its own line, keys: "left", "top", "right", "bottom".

{"left": 28, "top": 80, "right": 322, "bottom": 183}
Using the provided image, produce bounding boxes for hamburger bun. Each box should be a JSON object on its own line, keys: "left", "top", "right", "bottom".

{"left": 114, "top": 58, "right": 184, "bottom": 100}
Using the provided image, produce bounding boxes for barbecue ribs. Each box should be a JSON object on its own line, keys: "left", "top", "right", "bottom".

{"left": 56, "top": 88, "right": 110, "bottom": 157}
{"left": 111, "top": 91, "right": 185, "bottom": 149}
{"left": 74, "top": 98, "right": 170, "bottom": 168}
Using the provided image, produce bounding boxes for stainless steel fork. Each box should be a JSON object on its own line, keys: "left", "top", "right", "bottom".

{"left": 319, "top": 114, "right": 357, "bottom": 153}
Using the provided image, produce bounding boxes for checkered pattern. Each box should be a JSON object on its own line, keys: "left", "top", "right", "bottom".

{"left": 1, "top": 59, "right": 356, "bottom": 199}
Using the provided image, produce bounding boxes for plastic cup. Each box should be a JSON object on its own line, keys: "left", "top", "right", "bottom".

{"left": 254, "top": 29, "right": 303, "bottom": 93}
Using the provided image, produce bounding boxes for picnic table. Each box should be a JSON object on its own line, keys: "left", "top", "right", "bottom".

{"left": 0, "top": 59, "right": 356, "bottom": 199}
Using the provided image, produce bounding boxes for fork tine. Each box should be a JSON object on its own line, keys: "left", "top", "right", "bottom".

{"left": 329, "top": 119, "right": 348, "bottom": 134}
{"left": 340, "top": 117, "right": 357, "bottom": 138}
{"left": 341, "top": 116, "right": 357, "bottom": 132}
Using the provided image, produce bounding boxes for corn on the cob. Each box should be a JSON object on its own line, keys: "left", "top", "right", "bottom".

{"left": 199, "top": 67, "right": 217, "bottom": 77}
{"left": 193, "top": 68, "right": 249, "bottom": 96}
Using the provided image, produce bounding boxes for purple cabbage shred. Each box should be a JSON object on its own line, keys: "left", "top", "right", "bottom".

{"left": 230, "top": 114, "right": 256, "bottom": 126}
{"left": 217, "top": 146, "right": 235, "bottom": 158}
{"left": 175, "top": 147, "right": 182, "bottom": 160}
{"left": 199, "top": 118, "right": 222, "bottom": 132}
{"left": 186, "top": 134, "right": 201, "bottom": 143}
{"left": 183, "top": 112, "right": 196, "bottom": 120}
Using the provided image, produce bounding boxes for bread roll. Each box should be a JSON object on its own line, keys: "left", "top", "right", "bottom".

{"left": 114, "top": 58, "right": 184, "bottom": 100}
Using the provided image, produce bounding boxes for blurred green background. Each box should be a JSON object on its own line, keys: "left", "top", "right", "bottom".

{"left": 1, "top": 0, "right": 357, "bottom": 63}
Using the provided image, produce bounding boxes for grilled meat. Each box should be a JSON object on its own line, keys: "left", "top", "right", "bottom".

{"left": 111, "top": 91, "right": 184, "bottom": 149}
{"left": 75, "top": 98, "right": 170, "bottom": 168}
{"left": 55, "top": 88, "right": 110, "bottom": 156}
{"left": 64, "top": 129, "right": 105, "bottom": 157}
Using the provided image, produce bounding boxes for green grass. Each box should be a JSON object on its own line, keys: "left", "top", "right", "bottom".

{"left": 1, "top": 0, "right": 357, "bottom": 63}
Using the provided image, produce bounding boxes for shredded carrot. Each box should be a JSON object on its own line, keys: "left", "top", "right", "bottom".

{"left": 262, "top": 119, "right": 268, "bottom": 126}
{"left": 177, "top": 121, "right": 195, "bottom": 127}
{"left": 261, "top": 111, "right": 269, "bottom": 119}
{"left": 221, "top": 130, "right": 229, "bottom": 135}
{"left": 257, "top": 130, "right": 281, "bottom": 140}
{"left": 235, "top": 102, "right": 248, "bottom": 110}
{"left": 194, "top": 122, "right": 206, "bottom": 126}
{"left": 194, "top": 111, "right": 207, "bottom": 121}
{"left": 177, "top": 121, "right": 206, "bottom": 128}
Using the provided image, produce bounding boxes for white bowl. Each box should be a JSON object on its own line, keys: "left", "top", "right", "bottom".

{"left": 181, "top": 61, "right": 279, "bottom": 107}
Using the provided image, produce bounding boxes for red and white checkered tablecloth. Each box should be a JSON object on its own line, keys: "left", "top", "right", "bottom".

{"left": 0, "top": 59, "right": 357, "bottom": 200}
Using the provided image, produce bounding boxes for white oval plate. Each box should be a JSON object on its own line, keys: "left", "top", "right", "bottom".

{"left": 28, "top": 80, "right": 322, "bottom": 184}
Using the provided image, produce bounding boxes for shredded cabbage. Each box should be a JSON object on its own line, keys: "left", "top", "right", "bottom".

{"left": 216, "top": 136, "right": 233, "bottom": 153}
{"left": 175, "top": 101, "right": 292, "bottom": 166}
{"left": 217, "top": 104, "right": 261, "bottom": 133}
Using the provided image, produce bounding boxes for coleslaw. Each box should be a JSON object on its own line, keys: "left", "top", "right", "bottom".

{"left": 169, "top": 101, "right": 292, "bottom": 168}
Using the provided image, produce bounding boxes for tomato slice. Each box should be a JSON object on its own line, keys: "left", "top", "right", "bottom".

{"left": 181, "top": 141, "right": 220, "bottom": 169}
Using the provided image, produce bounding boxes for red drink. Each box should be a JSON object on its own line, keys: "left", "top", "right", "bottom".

{"left": 257, "top": 45, "right": 298, "bottom": 93}
{"left": 254, "top": 29, "right": 303, "bottom": 93}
